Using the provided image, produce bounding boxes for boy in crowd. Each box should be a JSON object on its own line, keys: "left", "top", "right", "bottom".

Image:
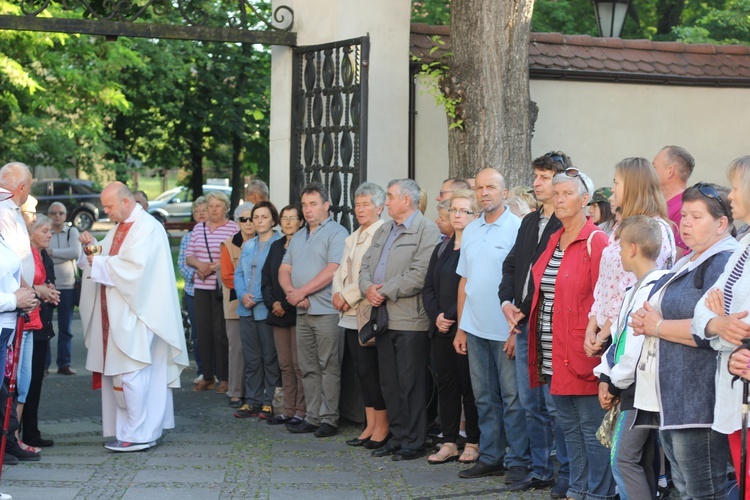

{"left": 595, "top": 215, "right": 669, "bottom": 500}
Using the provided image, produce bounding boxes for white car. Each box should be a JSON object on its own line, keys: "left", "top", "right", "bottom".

{"left": 148, "top": 185, "right": 233, "bottom": 223}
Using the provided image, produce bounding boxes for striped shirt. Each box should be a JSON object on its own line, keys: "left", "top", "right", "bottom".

{"left": 724, "top": 246, "right": 750, "bottom": 315}
{"left": 186, "top": 220, "right": 239, "bottom": 290}
{"left": 539, "top": 244, "right": 564, "bottom": 376}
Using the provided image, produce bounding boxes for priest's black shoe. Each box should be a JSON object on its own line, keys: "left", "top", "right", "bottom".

{"left": 392, "top": 448, "right": 424, "bottom": 461}
{"left": 287, "top": 421, "right": 319, "bottom": 434}
{"left": 371, "top": 442, "right": 399, "bottom": 458}
{"left": 24, "top": 437, "right": 54, "bottom": 448}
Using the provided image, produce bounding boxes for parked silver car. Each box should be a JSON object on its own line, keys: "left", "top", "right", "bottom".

{"left": 148, "top": 185, "right": 233, "bottom": 223}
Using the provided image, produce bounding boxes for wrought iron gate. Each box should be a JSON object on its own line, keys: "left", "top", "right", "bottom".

{"left": 289, "top": 36, "right": 369, "bottom": 232}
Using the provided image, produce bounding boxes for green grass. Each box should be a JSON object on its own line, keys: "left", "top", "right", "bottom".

{"left": 136, "top": 172, "right": 182, "bottom": 201}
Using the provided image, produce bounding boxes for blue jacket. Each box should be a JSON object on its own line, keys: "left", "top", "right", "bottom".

{"left": 235, "top": 233, "right": 281, "bottom": 320}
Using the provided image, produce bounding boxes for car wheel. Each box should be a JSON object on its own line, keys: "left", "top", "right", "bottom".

{"left": 72, "top": 210, "right": 95, "bottom": 232}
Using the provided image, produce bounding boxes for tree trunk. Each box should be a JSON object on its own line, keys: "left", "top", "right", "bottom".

{"left": 449, "top": 0, "right": 535, "bottom": 189}
{"left": 189, "top": 129, "right": 204, "bottom": 200}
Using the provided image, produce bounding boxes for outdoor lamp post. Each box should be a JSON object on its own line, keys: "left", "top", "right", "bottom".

{"left": 593, "top": 0, "right": 631, "bottom": 38}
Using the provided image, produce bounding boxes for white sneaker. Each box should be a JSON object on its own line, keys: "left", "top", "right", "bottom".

{"left": 0, "top": 492, "right": 12, "bottom": 500}
{"left": 104, "top": 440, "right": 152, "bottom": 452}
{"left": 193, "top": 374, "right": 203, "bottom": 384}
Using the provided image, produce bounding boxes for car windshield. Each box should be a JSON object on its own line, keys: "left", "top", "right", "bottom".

{"left": 154, "top": 187, "right": 184, "bottom": 202}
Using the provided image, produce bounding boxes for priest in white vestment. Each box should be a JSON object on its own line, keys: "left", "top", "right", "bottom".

{"left": 80, "top": 182, "right": 188, "bottom": 452}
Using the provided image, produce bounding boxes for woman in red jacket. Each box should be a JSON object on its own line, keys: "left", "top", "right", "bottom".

{"left": 527, "top": 169, "right": 614, "bottom": 500}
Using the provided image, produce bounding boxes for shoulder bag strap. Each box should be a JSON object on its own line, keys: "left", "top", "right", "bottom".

{"left": 202, "top": 222, "right": 213, "bottom": 262}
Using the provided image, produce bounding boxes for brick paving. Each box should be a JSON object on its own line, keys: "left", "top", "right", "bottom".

{"left": 0, "top": 312, "right": 557, "bottom": 499}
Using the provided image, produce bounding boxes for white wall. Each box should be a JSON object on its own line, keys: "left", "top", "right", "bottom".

{"left": 530, "top": 80, "right": 750, "bottom": 192}
{"left": 413, "top": 77, "right": 750, "bottom": 203}
{"left": 269, "top": 0, "right": 412, "bottom": 206}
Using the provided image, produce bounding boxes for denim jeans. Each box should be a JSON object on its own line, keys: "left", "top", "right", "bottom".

{"left": 56, "top": 288, "right": 75, "bottom": 369}
{"left": 184, "top": 292, "right": 202, "bottom": 375}
{"left": 0, "top": 327, "right": 13, "bottom": 376}
{"left": 17, "top": 331, "right": 33, "bottom": 403}
{"left": 661, "top": 428, "right": 728, "bottom": 499}
{"left": 466, "top": 332, "right": 530, "bottom": 467}
{"left": 515, "top": 328, "right": 569, "bottom": 481}
{"left": 552, "top": 393, "right": 616, "bottom": 500}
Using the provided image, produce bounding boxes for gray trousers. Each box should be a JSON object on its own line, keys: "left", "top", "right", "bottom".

{"left": 239, "top": 316, "right": 280, "bottom": 407}
{"left": 612, "top": 409, "right": 657, "bottom": 500}
{"left": 296, "top": 314, "right": 343, "bottom": 427}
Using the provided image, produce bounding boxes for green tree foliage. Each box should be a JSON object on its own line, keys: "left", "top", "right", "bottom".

{"left": 0, "top": 0, "right": 272, "bottom": 192}
{"left": 673, "top": 0, "right": 750, "bottom": 44}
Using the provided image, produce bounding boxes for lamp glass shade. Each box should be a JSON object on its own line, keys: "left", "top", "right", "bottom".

{"left": 594, "top": 1, "right": 629, "bottom": 38}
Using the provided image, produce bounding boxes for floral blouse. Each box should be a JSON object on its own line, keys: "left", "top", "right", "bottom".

{"left": 590, "top": 217, "right": 676, "bottom": 327}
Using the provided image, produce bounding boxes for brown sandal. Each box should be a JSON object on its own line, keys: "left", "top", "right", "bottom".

{"left": 215, "top": 381, "right": 228, "bottom": 394}
{"left": 459, "top": 443, "right": 479, "bottom": 463}
{"left": 428, "top": 442, "right": 459, "bottom": 464}
{"left": 193, "top": 379, "right": 216, "bottom": 392}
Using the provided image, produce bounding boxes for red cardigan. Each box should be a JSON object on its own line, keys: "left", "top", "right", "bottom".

{"left": 527, "top": 218, "right": 608, "bottom": 396}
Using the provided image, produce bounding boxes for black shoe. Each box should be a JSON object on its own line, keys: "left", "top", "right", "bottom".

{"left": 6, "top": 445, "right": 41, "bottom": 461}
{"left": 24, "top": 437, "right": 54, "bottom": 448}
{"left": 504, "top": 465, "right": 531, "bottom": 484}
{"left": 371, "top": 442, "right": 400, "bottom": 458}
{"left": 314, "top": 423, "right": 338, "bottom": 438}
{"left": 283, "top": 416, "right": 304, "bottom": 429}
{"left": 458, "top": 461, "right": 506, "bottom": 479}
{"left": 392, "top": 448, "right": 425, "bottom": 461}
{"left": 2, "top": 453, "right": 18, "bottom": 465}
{"left": 550, "top": 477, "right": 569, "bottom": 499}
{"left": 508, "top": 472, "right": 555, "bottom": 492}
{"left": 267, "top": 415, "right": 292, "bottom": 426}
{"left": 346, "top": 436, "right": 371, "bottom": 447}
{"left": 287, "top": 421, "right": 319, "bottom": 434}
{"left": 364, "top": 432, "right": 393, "bottom": 450}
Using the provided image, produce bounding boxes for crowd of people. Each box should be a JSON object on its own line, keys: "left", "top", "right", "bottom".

{"left": 1, "top": 146, "right": 750, "bottom": 500}
{"left": 175, "top": 149, "right": 750, "bottom": 500}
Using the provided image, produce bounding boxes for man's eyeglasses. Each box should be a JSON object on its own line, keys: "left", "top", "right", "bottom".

{"left": 448, "top": 208, "right": 477, "bottom": 216}
{"left": 238, "top": 217, "right": 253, "bottom": 223}
{"left": 48, "top": 211, "right": 66, "bottom": 216}
{"left": 280, "top": 216, "right": 299, "bottom": 222}
{"left": 693, "top": 182, "right": 730, "bottom": 218}
{"left": 564, "top": 167, "right": 589, "bottom": 194}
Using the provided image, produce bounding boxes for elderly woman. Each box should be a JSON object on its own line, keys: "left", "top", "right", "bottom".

{"left": 233, "top": 201, "right": 281, "bottom": 419}
{"left": 261, "top": 205, "right": 306, "bottom": 425}
{"left": 630, "top": 182, "right": 738, "bottom": 499}
{"left": 527, "top": 169, "right": 614, "bottom": 500}
{"left": 22, "top": 214, "right": 58, "bottom": 450}
{"left": 178, "top": 197, "right": 207, "bottom": 384}
{"left": 331, "top": 183, "right": 389, "bottom": 448}
{"left": 695, "top": 156, "right": 750, "bottom": 494}
{"left": 186, "top": 191, "right": 239, "bottom": 392}
{"left": 423, "top": 189, "right": 480, "bottom": 464}
{"left": 220, "top": 203, "right": 256, "bottom": 407}
{"left": 585, "top": 158, "right": 676, "bottom": 356}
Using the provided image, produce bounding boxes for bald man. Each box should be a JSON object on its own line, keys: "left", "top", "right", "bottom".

{"left": 80, "top": 182, "right": 188, "bottom": 452}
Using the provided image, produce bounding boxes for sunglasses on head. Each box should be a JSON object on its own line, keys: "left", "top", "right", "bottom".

{"left": 544, "top": 151, "right": 568, "bottom": 171}
{"left": 693, "top": 182, "right": 730, "bottom": 218}
{"left": 564, "top": 167, "right": 589, "bottom": 194}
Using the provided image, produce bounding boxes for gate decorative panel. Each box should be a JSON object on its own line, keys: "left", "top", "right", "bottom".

{"left": 290, "top": 36, "right": 369, "bottom": 232}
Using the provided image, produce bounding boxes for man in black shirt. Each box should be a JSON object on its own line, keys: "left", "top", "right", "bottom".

{"left": 498, "top": 152, "right": 569, "bottom": 497}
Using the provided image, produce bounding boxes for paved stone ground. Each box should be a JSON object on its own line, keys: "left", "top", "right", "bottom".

{"left": 0, "top": 311, "right": 558, "bottom": 499}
